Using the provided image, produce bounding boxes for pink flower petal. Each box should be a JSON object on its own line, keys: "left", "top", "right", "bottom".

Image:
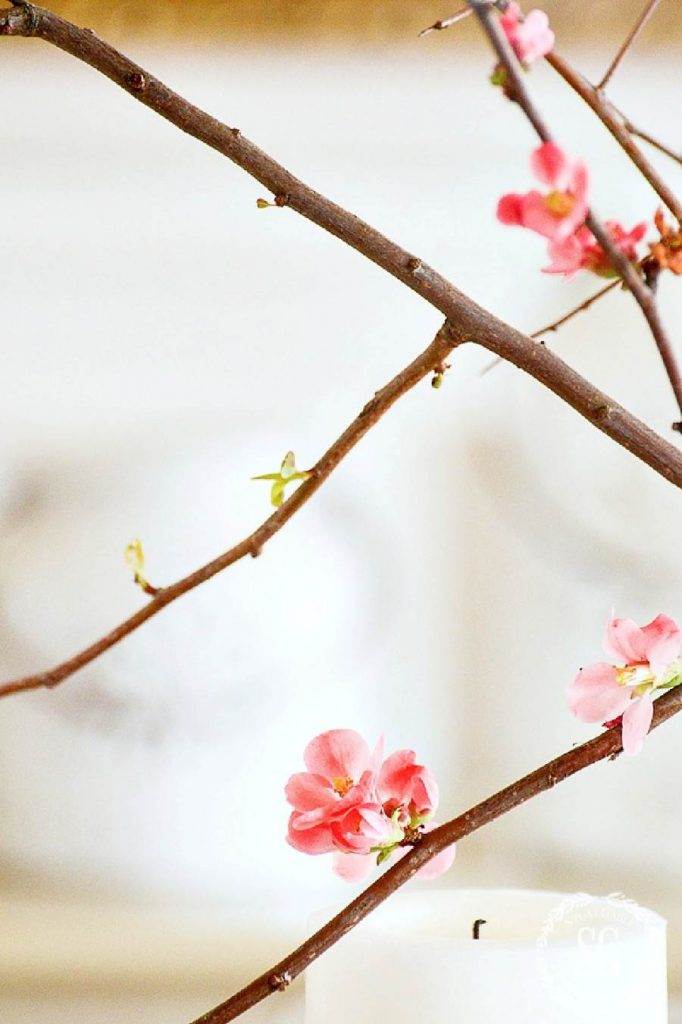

{"left": 640, "top": 614, "right": 681, "bottom": 674}
{"left": 543, "top": 234, "right": 584, "bottom": 276}
{"left": 568, "top": 662, "right": 631, "bottom": 723}
{"left": 622, "top": 692, "right": 654, "bottom": 757}
{"left": 416, "top": 842, "right": 457, "bottom": 880}
{"left": 330, "top": 803, "right": 394, "bottom": 853}
{"left": 304, "top": 729, "right": 371, "bottom": 782}
{"left": 603, "top": 617, "right": 649, "bottom": 665}
{"left": 285, "top": 772, "right": 337, "bottom": 812}
{"left": 530, "top": 142, "right": 568, "bottom": 187}
{"left": 332, "top": 852, "right": 374, "bottom": 882}
{"left": 286, "top": 814, "right": 335, "bottom": 854}
{"left": 497, "top": 193, "right": 525, "bottom": 226}
{"left": 519, "top": 191, "right": 564, "bottom": 239}
{"left": 378, "top": 749, "right": 416, "bottom": 792}
{"left": 557, "top": 162, "right": 589, "bottom": 240}
{"left": 517, "top": 10, "right": 555, "bottom": 63}
{"left": 378, "top": 750, "right": 439, "bottom": 817}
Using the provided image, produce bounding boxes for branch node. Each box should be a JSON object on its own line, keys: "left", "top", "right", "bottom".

{"left": 406, "top": 256, "right": 422, "bottom": 273}
{"left": 673, "top": 421, "right": 682, "bottom": 435}
{"left": 592, "top": 403, "right": 612, "bottom": 421}
{"left": 268, "top": 972, "right": 292, "bottom": 993}
{"left": 125, "top": 71, "right": 147, "bottom": 92}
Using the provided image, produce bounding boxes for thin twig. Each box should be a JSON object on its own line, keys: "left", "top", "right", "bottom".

{"left": 480, "top": 278, "right": 622, "bottom": 376}
{"left": 596, "top": 0, "right": 662, "bottom": 91}
{"left": 419, "top": 5, "right": 472, "bottom": 36}
{"left": 0, "top": 326, "right": 458, "bottom": 698}
{"left": 530, "top": 279, "right": 622, "bottom": 340}
{"left": 1, "top": 2, "right": 682, "bottom": 699}
{"left": 469, "top": 0, "right": 682, "bottom": 425}
{"left": 620, "top": 118, "right": 682, "bottom": 168}
{"left": 190, "top": 686, "right": 682, "bottom": 1024}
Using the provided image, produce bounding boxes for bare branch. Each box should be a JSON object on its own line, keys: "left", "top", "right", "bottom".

{"left": 1, "top": 2, "right": 681, "bottom": 698}
{"left": 190, "top": 686, "right": 682, "bottom": 1024}
{"left": 596, "top": 0, "right": 663, "bottom": 91}
{"left": 469, "top": 0, "right": 682, "bottom": 425}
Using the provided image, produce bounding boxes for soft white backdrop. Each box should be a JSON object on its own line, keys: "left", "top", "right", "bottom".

{"left": 2, "top": 33, "right": 682, "bottom": 1020}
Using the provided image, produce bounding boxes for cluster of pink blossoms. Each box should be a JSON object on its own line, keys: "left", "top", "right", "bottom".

{"left": 286, "top": 729, "right": 456, "bottom": 882}
{"left": 568, "top": 614, "right": 682, "bottom": 756}
{"left": 493, "top": 6, "right": 647, "bottom": 278}
{"left": 497, "top": 142, "right": 648, "bottom": 278}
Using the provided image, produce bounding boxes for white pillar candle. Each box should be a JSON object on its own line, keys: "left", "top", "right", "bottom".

{"left": 305, "top": 889, "right": 667, "bottom": 1023}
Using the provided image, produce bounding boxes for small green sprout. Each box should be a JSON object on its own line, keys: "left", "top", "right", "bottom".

{"left": 252, "top": 451, "right": 312, "bottom": 508}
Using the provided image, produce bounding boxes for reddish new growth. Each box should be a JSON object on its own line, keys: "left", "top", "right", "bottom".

{"left": 650, "top": 209, "right": 682, "bottom": 276}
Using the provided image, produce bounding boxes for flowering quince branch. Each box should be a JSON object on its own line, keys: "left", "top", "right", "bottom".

{"left": 569, "top": 613, "right": 682, "bottom": 756}
{"left": 191, "top": 686, "right": 682, "bottom": 1024}
{"left": 468, "top": 0, "right": 682, "bottom": 427}
{"left": 2, "top": 4, "right": 682, "bottom": 699}
{"left": 1, "top": 6, "right": 682, "bottom": 1024}
{"left": 421, "top": 4, "right": 682, "bottom": 224}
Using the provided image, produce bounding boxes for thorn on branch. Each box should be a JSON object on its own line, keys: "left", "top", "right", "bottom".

{"left": 268, "top": 972, "right": 292, "bottom": 992}
{"left": 125, "top": 71, "right": 147, "bottom": 92}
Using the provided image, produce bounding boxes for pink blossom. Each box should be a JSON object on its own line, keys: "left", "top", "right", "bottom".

{"left": 330, "top": 802, "right": 399, "bottom": 855}
{"left": 497, "top": 142, "right": 589, "bottom": 243}
{"left": 568, "top": 614, "right": 681, "bottom": 756}
{"left": 500, "top": 3, "right": 555, "bottom": 66}
{"left": 604, "top": 614, "right": 680, "bottom": 675}
{"left": 545, "top": 220, "right": 647, "bottom": 278}
{"left": 286, "top": 730, "right": 456, "bottom": 883}
{"left": 378, "top": 750, "right": 439, "bottom": 820}
{"left": 286, "top": 729, "right": 379, "bottom": 854}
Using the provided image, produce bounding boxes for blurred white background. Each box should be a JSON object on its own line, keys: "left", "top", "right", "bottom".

{"left": 2, "top": 6, "right": 682, "bottom": 1021}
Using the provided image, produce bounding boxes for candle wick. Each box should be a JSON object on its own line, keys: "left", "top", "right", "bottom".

{"left": 472, "top": 919, "right": 487, "bottom": 940}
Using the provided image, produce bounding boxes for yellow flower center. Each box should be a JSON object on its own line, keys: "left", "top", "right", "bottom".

{"left": 545, "top": 190, "right": 575, "bottom": 217}
{"left": 332, "top": 776, "right": 353, "bottom": 796}
{"left": 616, "top": 665, "right": 654, "bottom": 692}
